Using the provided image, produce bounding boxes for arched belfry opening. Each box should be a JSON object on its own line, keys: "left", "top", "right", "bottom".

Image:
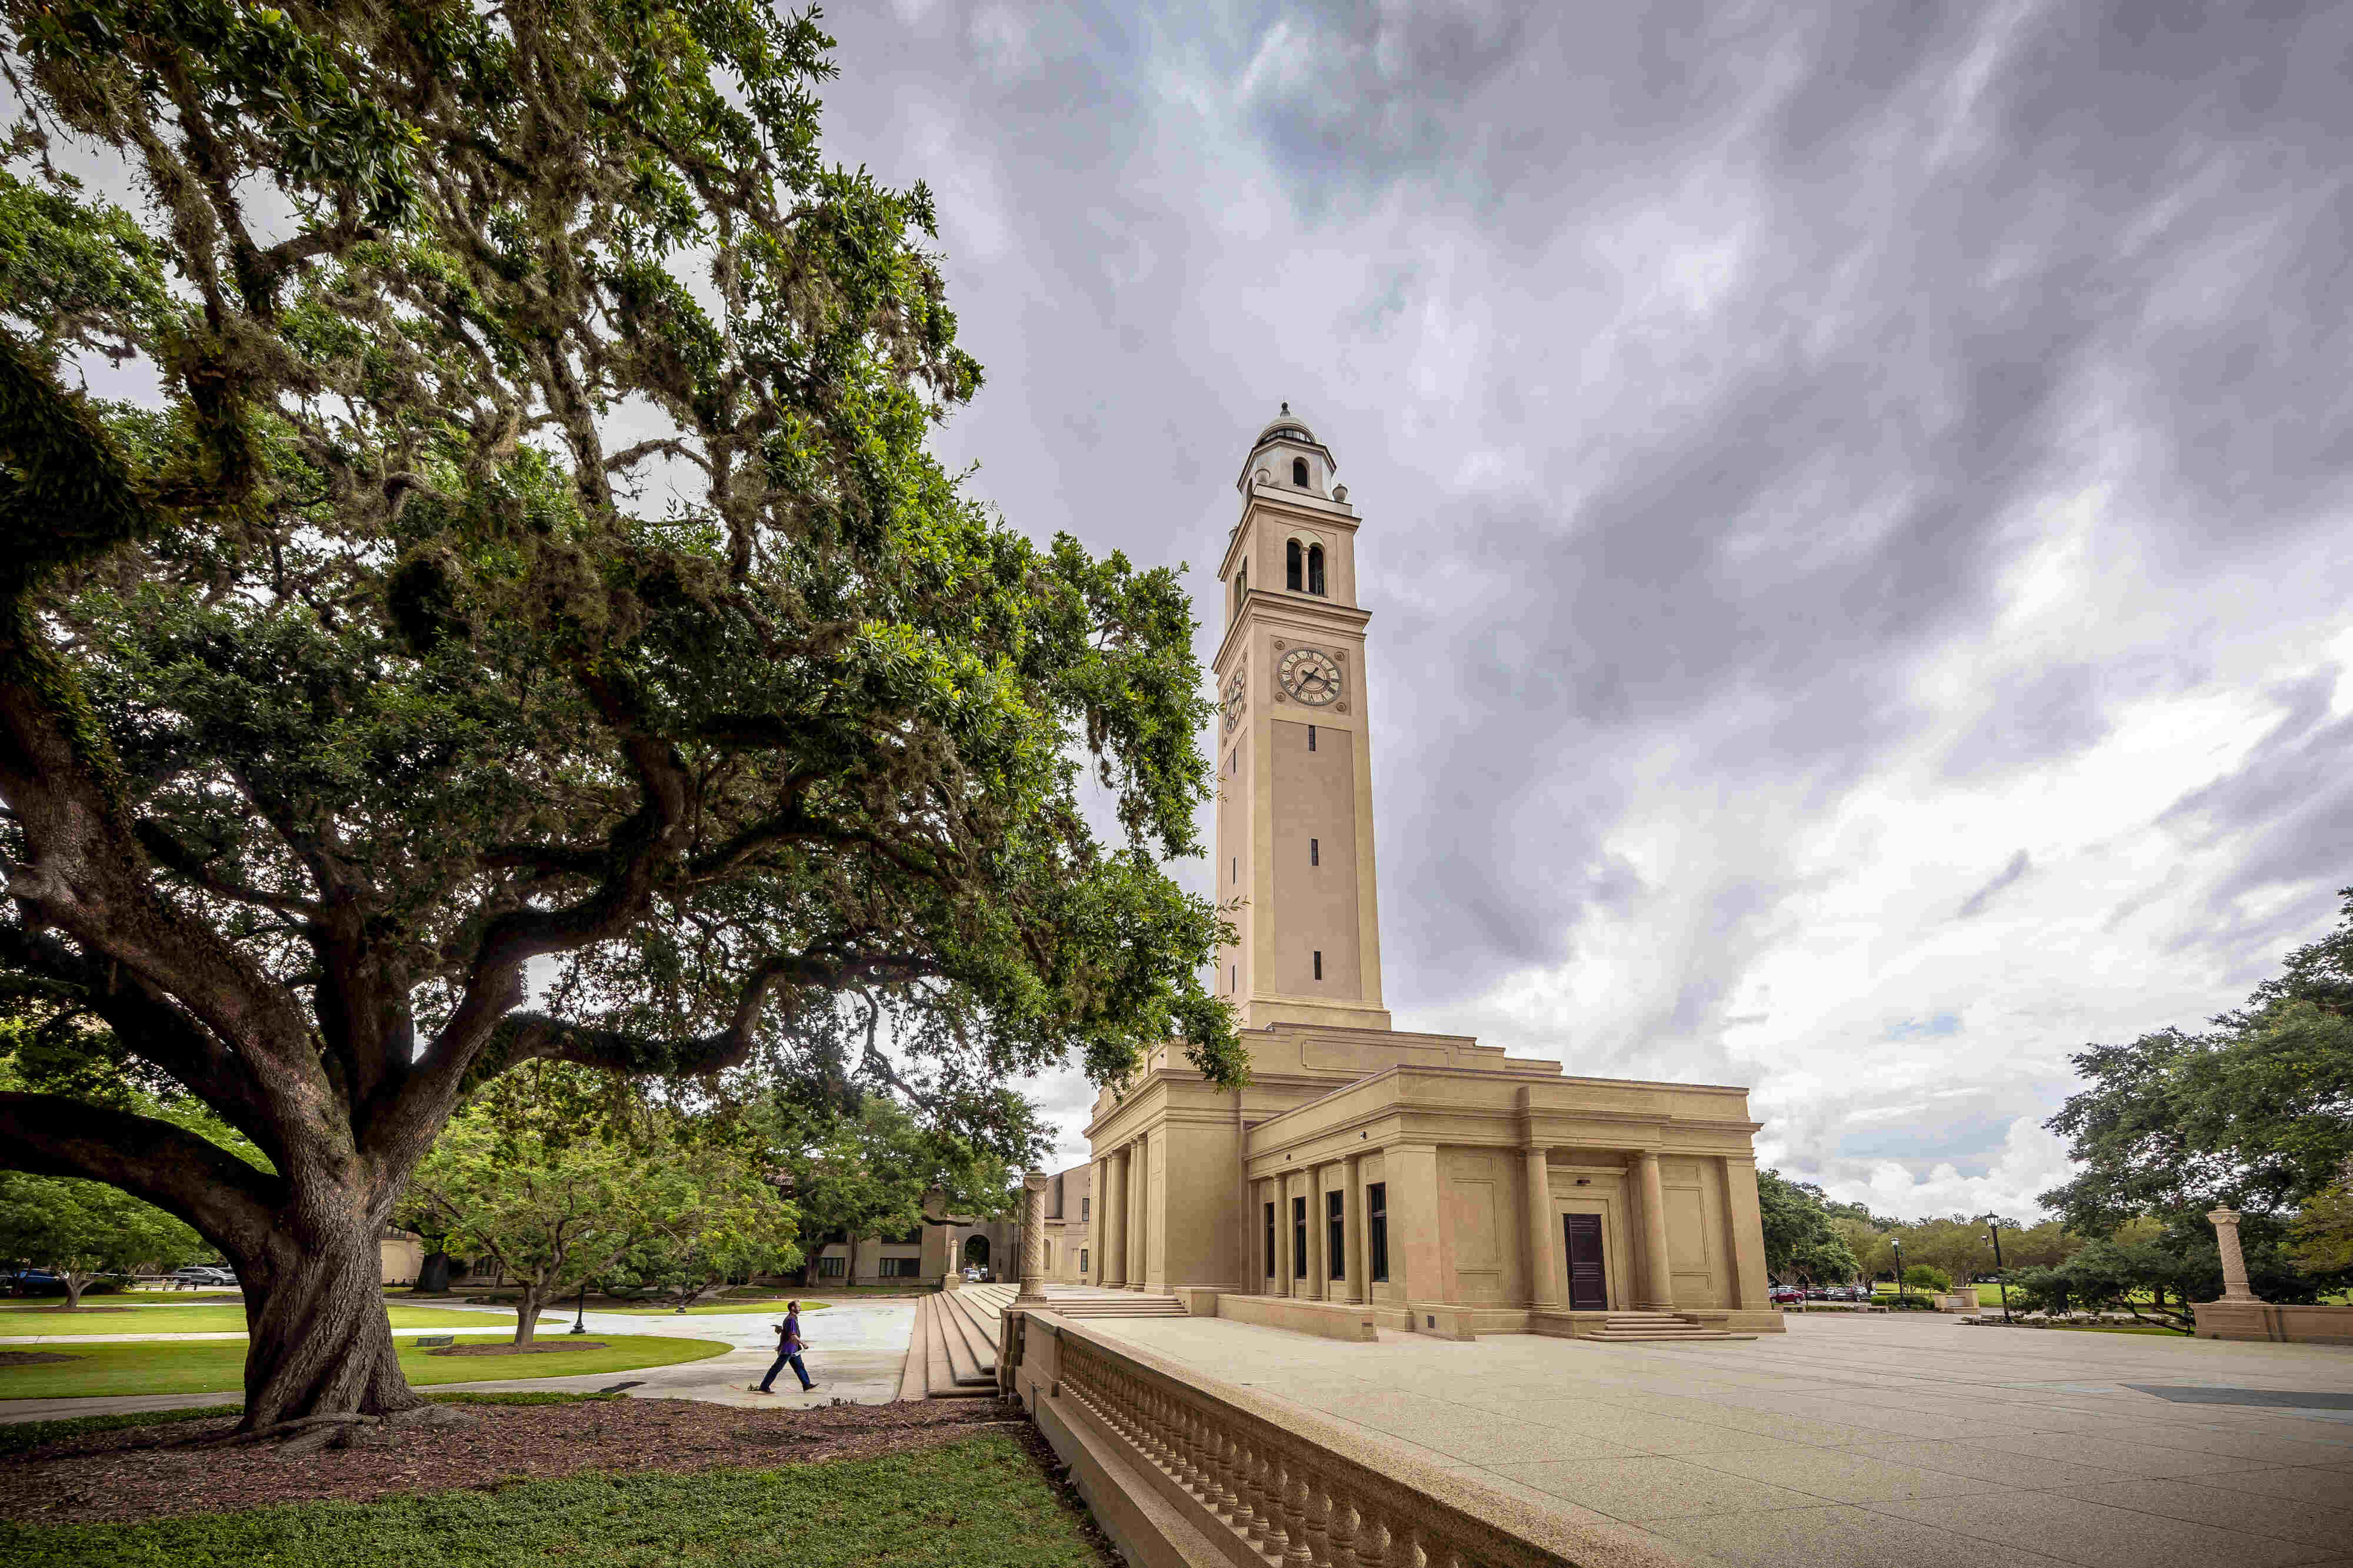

{"left": 1292, "top": 456, "right": 1309, "bottom": 486}
{"left": 1286, "top": 539, "right": 1303, "bottom": 592}
{"left": 1307, "top": 543, "right": 1326, "bottom": 596}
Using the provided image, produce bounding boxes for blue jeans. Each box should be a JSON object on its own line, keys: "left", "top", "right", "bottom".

{"left": 759, "top": 1350, "right": 811, "bottom": 1391}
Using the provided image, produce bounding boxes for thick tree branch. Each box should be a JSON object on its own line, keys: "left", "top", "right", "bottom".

{"left": 0, "top": 1091, "right": 281, "bottom": 1255}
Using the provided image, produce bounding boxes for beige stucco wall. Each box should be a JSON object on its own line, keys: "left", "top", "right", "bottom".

{"left": 1270, "top": 718, "right": 1362, "bottom": 999}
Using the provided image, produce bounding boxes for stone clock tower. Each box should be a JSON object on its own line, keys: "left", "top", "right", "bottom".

{"left": 1211, "top": 408, "right": 1390, "bottom": 1032}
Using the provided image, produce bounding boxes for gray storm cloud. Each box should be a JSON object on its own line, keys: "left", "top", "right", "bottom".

{"left": 817, "top": 0, "right": 2353, "bottom": 1213}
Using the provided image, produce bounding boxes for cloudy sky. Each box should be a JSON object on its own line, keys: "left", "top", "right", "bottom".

{"left": 806, "top": 0, "right": 2353, "bottom": 1218}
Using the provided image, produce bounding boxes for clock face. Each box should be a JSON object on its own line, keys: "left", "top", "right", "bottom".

{"left": 1224, "top": 670, "right": 1246, "bottom": 732}
{"left": 1278, "top": 647, "right": 1342, "bottom": 707}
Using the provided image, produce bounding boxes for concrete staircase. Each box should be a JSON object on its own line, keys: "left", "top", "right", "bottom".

{"left": 1038, "top": 1290, "right": 1190, "bottom": 1322}
{"left": 898, "top": 1284, "right": 1014, "bottom": 1400}
{"left": 1578, "top": 1310, "right": 1747, "bottom": 1342}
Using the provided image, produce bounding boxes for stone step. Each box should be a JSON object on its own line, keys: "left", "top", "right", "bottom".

{"left": 943, "top": 1287, "right": 1002, "bottom": 1365}
{"left": 920, "top": 1297, "right": 996, "bottom": 1398}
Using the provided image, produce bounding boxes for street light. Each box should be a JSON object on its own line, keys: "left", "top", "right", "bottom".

{"left": 571, "top": 1283, "right": 589, "bottom": 1335}
{"left": 1987, "top": 1220, "right": 2012, "bottom": 1323}
{"left": 1891, "top": 1237, "right": 1905, "bottom": 1310}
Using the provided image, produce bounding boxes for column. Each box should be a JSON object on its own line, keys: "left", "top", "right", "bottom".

{"left": 1102, "top": 1146, "right": 1129, "bottom": 1287}
{"left": 1126, "top": 1136, "right": 1148, "bottom": 1289}
{"left": 1016, "top": 1169, "right": 1049, "bottom": 1303}
{"left": 1342, "top": 1153, "right": 1367, "bottom": 1305}
{"left": 1277, "top": 1172, "right": 1297, "bottom": 1297}
{"left": 1308, "top": 1164, "right": 1330, "bottom": 1302}
{"left": 1087, "top": 1157, "right": 1104, "bottom": 1285}
{"left": 2207, "top": 1207, "right": 2264, "bottom": 1302}
{"left": 1524, "top": 1145, "right": 1562, "bottom": 1312}
{"left": 1637, "top": 1151, "right": 1675, "bottom": 1309}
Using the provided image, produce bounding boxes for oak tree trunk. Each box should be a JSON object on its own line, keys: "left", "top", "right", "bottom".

{"left": 514, "top": 1281, "right": 544, "bottom": 1346}
{"left": 62, "top": 1272, "right": 86, "bottom": 1309}
{"left": 236, "top": 1188, "right": 424, "bottom": 1431}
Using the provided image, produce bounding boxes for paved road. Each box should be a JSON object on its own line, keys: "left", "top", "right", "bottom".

{"left": 0, "top": 1297, "right": 919, "bottom": 1423}
{"left": 1090, "top": 1310, "right": 2353, "bottom": 1568}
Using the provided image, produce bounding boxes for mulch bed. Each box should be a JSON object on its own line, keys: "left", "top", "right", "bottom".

{"left": 424, "top": 1341, "right": 606, "bottom": 1356}
{"left": 0, "top": 1352, "right": 79, "bottom": 1367}
{"left": 0, "top": 1398, "right": 1027, "bottom": 1526}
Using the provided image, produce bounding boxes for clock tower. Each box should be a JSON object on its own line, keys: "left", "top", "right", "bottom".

{"left": 1211, "top": 408, "right": 1390, "bottom": 1032}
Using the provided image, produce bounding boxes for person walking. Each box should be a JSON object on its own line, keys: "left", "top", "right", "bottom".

{"left": 749, "top": 1301, "right": 815, "bottom": 1394}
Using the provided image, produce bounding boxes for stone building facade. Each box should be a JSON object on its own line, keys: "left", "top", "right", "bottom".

{"left": 1070, "top": 411, "right": 1781, "bottom": 1338}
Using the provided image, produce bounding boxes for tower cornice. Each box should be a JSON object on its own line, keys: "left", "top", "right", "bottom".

{"left": 1217, "top": 486, "right": 1357, "bottom": 583}
{"left": 1211, "top": 592, "right": 1370, "bottom": 674}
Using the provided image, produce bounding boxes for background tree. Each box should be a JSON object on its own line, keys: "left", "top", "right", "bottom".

{"left": 765, "top": 1091, "right": 1015, "bottom": 1285}
{"left": 0, "top": 1, "right": 1235, "bottom": 1431}
{"left": 1755, "top": 1169, "right": 1863, "bottom": 1283}
{"left": 401, "top": 1065, "right": 798, "bottom": 1342}
{"left": 2042, "top": 890, "right": 2353, "bottom": 1230}
{"left": 0, "top": 1170, "right": 208, "bottom": 1304}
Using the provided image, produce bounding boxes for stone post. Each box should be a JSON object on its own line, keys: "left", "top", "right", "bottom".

{"left": 1637, "top": 1151, "right": 1676, "bottom": 1310}
{"left": 1016, "top": 1169, "right": 1050, "bottom": 1303}
{"left": 2206, "top": 1207, "right": 2264, "bottom": 1303}
{"left": 1103, "top": 1147, "right": 1130, "bottom": 1287}
{"left": 1524, "top": 1145, "right": 1563, "bottom": 1311}
{"left": 1278, "top": 1173, "right": 1297, "bottom": 1297}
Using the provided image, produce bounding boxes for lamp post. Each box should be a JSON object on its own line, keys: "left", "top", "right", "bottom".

{"left": 1987, "top": 1220, "right": 2012, "bottom": 1323}
{"left": 570, "top": 1283, "right": 588, "bottom": 1335}
{"left": 1891, "top": 1237, "right": 1905, "bottom": 1309}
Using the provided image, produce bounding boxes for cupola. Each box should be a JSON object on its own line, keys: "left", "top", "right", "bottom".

{"left": 1236, "top": 402, "right": 1339, "bottom": 498}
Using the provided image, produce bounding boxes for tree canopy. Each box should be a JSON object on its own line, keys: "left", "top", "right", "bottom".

{"left": 1754, "top": 1168, "right": 1862, "bottom": 1283}
{"left": 0, "top": 0, "right": 1235, "bottom": 1429}
{"left": 763, "top": 1090, "right": 1014, "bottom": 1285}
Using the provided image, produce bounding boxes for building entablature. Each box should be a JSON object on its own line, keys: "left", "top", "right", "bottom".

{"left": 1241, "top": 1066, "right": 1762, "bottom": 1175}
{"left": 1217, "top": 491, "right": 1358, "bottom": 583}
{"left": 1209, "top": 591, "right": 1374, "bottom": 677}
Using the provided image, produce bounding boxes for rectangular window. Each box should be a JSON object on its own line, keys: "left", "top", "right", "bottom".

{"left": 1264, "top": 1202, "right": 1276, "bottom": 1279}
{"left": 1327, "top": 1189, "right": 1345, "bottom": 1280}
{"left": 817, "top": 1254, "right": 848, "bottom": 1278}
{"left": 1292, "top": 1195, "right": 1308, "bottom": 1277}
{"left": 1081, "top": 1196, "right": 1089, "bottom": 1220}
{"left": 1308, "top": 724, "right": 1317, "bottom": 751}
{"left": 1368, "top": 1183, "right": 1388, "bottom": 1283}
{"left": 1313, "top": 950, "right": 1322, "bottom": 980}
{"left": 1080, "top": 1249, "right": 1089, "bottom": 1274}
{"left": 1231, "top": 963, "right": 1237, "bottom": 992}
{"left": 1310, "top": 838, "right": 1319, "bottom": 866}
{"left": 878, "top": 1257, "right": 922, "bottom": 1279}
{"left": 1232, "top": 856, "right": 1237, "bottom": 883}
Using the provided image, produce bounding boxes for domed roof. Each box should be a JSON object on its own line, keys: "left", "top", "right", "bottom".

{"left": 1236, "top": 402, "right": 1337, "bottom": 492}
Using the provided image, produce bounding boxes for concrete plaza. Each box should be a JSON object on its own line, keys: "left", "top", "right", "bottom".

{"left": 1089, "top": 1309, "right": 2353, "bottom": 1568}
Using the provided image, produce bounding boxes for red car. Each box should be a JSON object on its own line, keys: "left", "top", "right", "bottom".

{"left": 1768, "top": 1285, "right": 1806, "bottom": 1306}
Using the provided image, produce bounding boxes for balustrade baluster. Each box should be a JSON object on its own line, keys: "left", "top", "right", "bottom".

{"left": 1301, "top": 1473, "right": 1334, "bottom": 1566}
{"left": 1352, "top": 1509, "right": 1389, "bottom": 1567}
{"left": 1211, "top": 1425, "right": 1242, "bottom": 1519}
{"left": 1245, "top": 1443, "right": 1277, "bottom": 1549}
{"left": 1325, "top": 1492, "right": 1359, "bottom": 1568}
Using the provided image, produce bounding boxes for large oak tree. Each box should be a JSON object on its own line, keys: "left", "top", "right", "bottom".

{"left": 0, "top": 0, "right": 1239, "bottom": 1432}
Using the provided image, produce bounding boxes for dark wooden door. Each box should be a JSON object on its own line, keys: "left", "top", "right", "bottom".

{"left": 1562, "top": 1214, "right": 1608, "bottom": 1311}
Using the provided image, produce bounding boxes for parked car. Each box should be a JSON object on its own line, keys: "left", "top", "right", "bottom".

{"left": 169, "top": 1265, "right": 238, "bottom": 1289}
{"left": 2, "top": 1270, "right": 62, "bottom": 1297}
{"left": 1768, "top": 1285, "right": 1806, "bottom": 1306}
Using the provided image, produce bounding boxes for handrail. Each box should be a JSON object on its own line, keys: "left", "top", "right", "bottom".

{"left": 1024, "top": 1310, "right": 1680, "bottom": 1568}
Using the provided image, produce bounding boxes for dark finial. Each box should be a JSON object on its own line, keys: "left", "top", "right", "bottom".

{"left": 1280, "top": 402, "right": 1290, "bottom": 415}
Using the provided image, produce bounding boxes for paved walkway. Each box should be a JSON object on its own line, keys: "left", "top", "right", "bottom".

{"left": 1088, "top": 1311, "right": 2353, "bottom": 1568}
{"left": 0, "top": 1297, "right": 919, "bottom": 1423}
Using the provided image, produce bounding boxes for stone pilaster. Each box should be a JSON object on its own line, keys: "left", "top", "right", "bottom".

{"left": 1637, "top": 1151, "right": 1675, "bottom": 1309}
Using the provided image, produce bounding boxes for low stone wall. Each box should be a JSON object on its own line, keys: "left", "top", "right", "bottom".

{"left": 1214, "top": 1293, "right": 1378, "bottom": 1342}
{"left": 2194, "top": 1302, "right": 2353, "bottom": 1346}
{"left": 1005, "top": 1307, "right": 1684, "bottom": 1568}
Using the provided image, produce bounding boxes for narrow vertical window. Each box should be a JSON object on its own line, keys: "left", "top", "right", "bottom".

{"left": 1327, "top": 1189, "right": 1345, "bottom": 1280}
{"left": 1286, "top": 539, "right": 1302, "bottom": 591}
{"left": 1313, "top": 950, "right": 1323, "bottom": 980}
{"left": 1264, "top": 1203, "right": 1276, "bottom": 1279}
{"left": 1310, "top": 838, "right": 1319, "bottom": 866}
{"left": 1230, "top": 963, "right": 1236, "bottom": 992}
{"left": 1231, "top": 856, "right": 1237, "bottom": 884}
{"left": 1307, "top": 543, "right": 1326, "bottom": 596}
{"left": 1292, "top": 1196, "right": 1308, "bottom": 1277}
{"left": 1308, "top": 724, "right": 1316, "bottom": 751}
{"left": 1292, "top": 456, "right": 1309, "bottom": 486}
{"left": 1369, "top": 1183, "right": 1389, "bottom": 1282}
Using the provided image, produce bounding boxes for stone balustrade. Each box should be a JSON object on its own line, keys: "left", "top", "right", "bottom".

{"left": 1014, "top": 1309, "right": 1677, "bottom": 1568}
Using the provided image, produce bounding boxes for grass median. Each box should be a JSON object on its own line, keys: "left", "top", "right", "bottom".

{"left": 0, "top": 1430, "right": 1109, "bottom": 1567}
{"left": 0, "top": 1333, "right": 728, "bottom": 1400}
{"left": 1, "top": 1305, "right": 502, "bottom": 1336}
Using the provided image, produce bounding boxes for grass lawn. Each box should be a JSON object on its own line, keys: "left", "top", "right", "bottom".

{"left": 1, "top": 1305, "right": 501, "bottom": 1336}
{"left": 0, "top": 1334, "right": 727, "bottom": 1400}
{"left": 0, "top": 1432, "right": 1108, "bottom": 1567}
